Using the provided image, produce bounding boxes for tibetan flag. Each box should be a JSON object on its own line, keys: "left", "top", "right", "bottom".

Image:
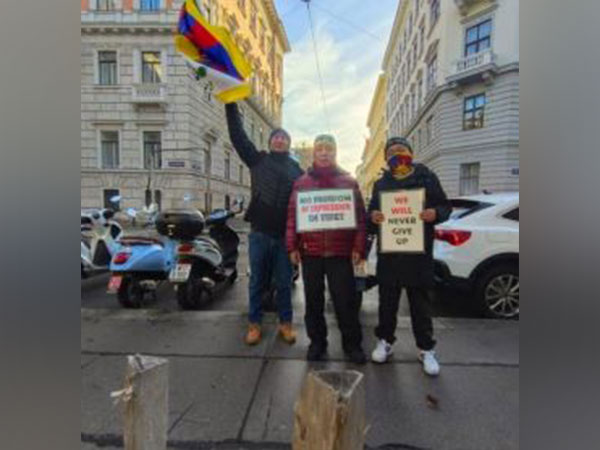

{"left": 174, "top": 0, "right": 252, "bottom": 103}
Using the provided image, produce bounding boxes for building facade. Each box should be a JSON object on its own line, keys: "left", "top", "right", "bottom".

{"left": 81, "top": 0, "right": 290, "bottom": 212}
{"left": 357, "top": 73, "right": 387, "bottom": 203}
{"left": 381, "top": 0, "right": 519, "bottom": 196}
{"left": 291, "top": 141, "right": 313, "bottom": 171}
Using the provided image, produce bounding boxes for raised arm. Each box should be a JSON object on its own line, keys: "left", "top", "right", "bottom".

{"left": 225, "top": 103, "right": 261, "bottom": 167}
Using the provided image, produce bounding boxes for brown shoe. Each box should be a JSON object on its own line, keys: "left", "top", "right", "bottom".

{"left": 245, "top": 323, "right": 261, "bottom": 346}
{"left": 278, "top": 322, "right": 297, "bottom": 345}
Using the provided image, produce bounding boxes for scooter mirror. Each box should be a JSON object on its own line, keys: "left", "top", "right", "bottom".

{"left": 102, "top": 209, "right": 115, "bottom": 220}
{"left": 126, "top": 208, "right": 137, "bottom": 218}
{"left": 110, "top": 195, "right": 122, "bottom": 204}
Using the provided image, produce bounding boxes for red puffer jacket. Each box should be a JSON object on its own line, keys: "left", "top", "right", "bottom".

{"left": 286, "top": 165, "right": 366, "bottom": 258}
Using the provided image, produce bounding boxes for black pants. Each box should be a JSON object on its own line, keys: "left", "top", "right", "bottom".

{"left": 301, "top": 256, "right": 363, "bottom": 351}
{"left": 375, "top": 280, "right": 436, "bottom": 351}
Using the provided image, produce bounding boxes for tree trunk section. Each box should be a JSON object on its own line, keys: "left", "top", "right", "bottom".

{"left": 122, "top": 354, "right": 169, "bottom": 450}
{"left": 293, "top": 370, "right": 366, "bottom": 450}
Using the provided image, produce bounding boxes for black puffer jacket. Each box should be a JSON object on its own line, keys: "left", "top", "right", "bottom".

{"left": 225, "top": 103, "right": 303, "bottom": 237}
{"left": 367, "top": 164, "right": 451, "bottom": 287}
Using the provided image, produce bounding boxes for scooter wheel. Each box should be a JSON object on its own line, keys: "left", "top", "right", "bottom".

{"left": 117, "top": 277, "right": 144, "bottom": 309}
{"left": 176, "top": 281, "right": 210, "bottom": 310}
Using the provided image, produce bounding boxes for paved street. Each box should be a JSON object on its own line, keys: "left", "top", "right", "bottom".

{"left": 81, "top": 231, "right": 518, "bottom": 450}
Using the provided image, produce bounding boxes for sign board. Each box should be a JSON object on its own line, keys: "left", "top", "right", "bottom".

{"left": 379, "top": 189, "right": 425, "bottom": 253}
{"left": 296, "top": 189, "right": 356, "bottom": 233}
{"left": 168, "top": 160, "right": 186, "bottom": 168}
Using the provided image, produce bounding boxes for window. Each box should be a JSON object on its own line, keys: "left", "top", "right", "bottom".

{"left": 100, "top": 131, "right": 119, "bottom": 169}
{"left": 97, "top": 0, "right": 115, "bottom": 11}
{"left": 205, "top": 192, "right": 212, "bottom": 212}
{"left": 463, "top": 93, "right": 486, "bottom": 130}
{"left": 143, "top": 131, "right": 161, "bottom": 169}
{"left": 259, "top": 127, "right": 264, "bottom": 148}
{"left": 415, "top": 0, "right": 420, "bottom": 16}
{"left": 412, "top": 40, "right": 418, "bottom": 69}
{"left": 465, "top": 19, "right": 492, "bottom": 56}
{"left": 259, "top": 20, "right": 265, "bottom": 52}
{"left": 239, "top": 164, "right": 244, "bottom": 184}
{"left": 426, "top": 115, "right": 433, "bottom": 144}
{"left": 411, "top": 90, "right": 416, "bottom": 116}
{"left": 417, "top": 78, "right": 423, "bottom": 109}
{"left": 460, "top": 163, "right": 480, "bottom": 195}
{"left": 103, "top": 189, "right": 120, "bottom": 210}
{"left": 140, "top": 0, "right": 160, "bottom": 11}
{"left": 250, "top": 1, "right": 257, "bottom": 35}
{"left": 224, "top": 153, "right": 231, "bottom": 179}
{"left": 203, "top": 142, "right": 211, "bottom": 175}
{"left": 238, "top": 0, "right": 246, "bottom": 14}
{"left": 503, "top": 207, "right": 519, "bottom": 222}
{"left": 408, "top": 13, "right": 413, "bottom": 36}
{"left": 141, "top": 52, "right": 162, "bottom": 83}
{"left": 426, "top": 55, "right": 437, "bottom": 92}
{"left": 419, "top": 23, "right": 425, "bottom": 57}
{"left": 98, "top": 51, "right": 117, "bottom": 85}
{"left": 145, "top": 189, "right": 162, "bottom": 210}
{"left": 204, "top": 3, "right": 213, "bottom": 24}
{"left": 430, "top": 0, "right": 440, "bottom": 28}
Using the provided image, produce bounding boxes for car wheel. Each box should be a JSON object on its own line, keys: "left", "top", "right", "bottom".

{"left": 475, "top": 263, "right": 519, "bottom": 319}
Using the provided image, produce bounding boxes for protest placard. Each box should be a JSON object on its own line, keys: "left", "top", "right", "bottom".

{"left": 296, "top": 189, "right": 356, "bottom": 232}
{"left": 379, "top": 189, "right": 425, "bottom": 253}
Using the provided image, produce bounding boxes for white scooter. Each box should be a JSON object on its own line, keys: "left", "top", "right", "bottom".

{"left": 81, "top": 206, "right": 124, "bottom": 278}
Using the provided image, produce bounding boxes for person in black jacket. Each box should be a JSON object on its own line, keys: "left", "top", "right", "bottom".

{"left": 368, "top": 136, "right": 451, "bottom": 375}
{"left": 225, "top": 102, "right": 303, "bottom": 346}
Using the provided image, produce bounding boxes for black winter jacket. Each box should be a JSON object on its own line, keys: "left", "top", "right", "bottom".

{"left": 367, "top": 164, "right": 451, "bottom": 287}
{"left": 225, "top": 103, "right": 303, "bottom": 237}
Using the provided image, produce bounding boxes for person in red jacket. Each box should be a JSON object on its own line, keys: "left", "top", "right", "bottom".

{"left": 286, "top": 134, "right": 367, "bottom": 364}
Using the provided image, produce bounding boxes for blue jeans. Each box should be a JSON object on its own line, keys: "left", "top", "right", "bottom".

{"left": 248, "top": 231, "right": 293, "bottom": 324}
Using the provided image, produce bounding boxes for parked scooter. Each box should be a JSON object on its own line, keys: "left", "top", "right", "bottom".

{"left": 107, "top": 205, "right": 177, "bottom": 308}
{"left": 81, "top": 208, "right": 123, "bottom": 278}
{"left": 156, "top": 200, "right": 243, "bottom": 310}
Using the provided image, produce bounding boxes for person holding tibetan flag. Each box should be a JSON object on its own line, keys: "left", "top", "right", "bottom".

{"left": 368, "top": 137, "right": 451, "bottom": 375}
{"left": 174, "top": 0, "right": 252, "bottom": 103}
{"left": 175, "top": 0, "right": 302, "bottom": 345}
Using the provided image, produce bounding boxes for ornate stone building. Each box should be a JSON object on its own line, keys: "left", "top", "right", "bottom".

{"left": 81, "top": 0, "right": 290, "bottom": 212}
{"left": 380, "top": 0, "right": 519, "bottom": 196}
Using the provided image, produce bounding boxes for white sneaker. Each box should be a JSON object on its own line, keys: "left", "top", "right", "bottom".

{"left": 371, "top": 339, "right": 393, "bottom": 363}
{"left": 419, "top": 350, "right": 440, "bottom": 376}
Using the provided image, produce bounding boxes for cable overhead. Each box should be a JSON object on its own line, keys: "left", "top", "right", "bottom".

{"left": 303, "top": 0, "right": 331, "bottom": 133}
{"left": 311, "top": 2, "right": 383, "bottom": 43}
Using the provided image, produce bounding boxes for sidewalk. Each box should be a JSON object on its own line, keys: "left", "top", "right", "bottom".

{"left": 81, "top": 308, "right": 518, "bottom": 450}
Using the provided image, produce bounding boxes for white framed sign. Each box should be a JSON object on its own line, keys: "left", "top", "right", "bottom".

{"left": 379, "top": 188, "right": 425, "bottom": 253}
{"left": 296, "top": 188, "right": 356, "bottom": 233}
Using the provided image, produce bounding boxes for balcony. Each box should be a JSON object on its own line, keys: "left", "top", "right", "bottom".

{"left": 446, "top": 49, "right": 498, "bottom": 86}
{"left": 81, "top": 9, "right": 178, "bottom": 28}
{"left": 454, "top": 0, "right": 496, "bottom": 16}
{"left": 131, "top": 84, "right": 168, "bottom": 106}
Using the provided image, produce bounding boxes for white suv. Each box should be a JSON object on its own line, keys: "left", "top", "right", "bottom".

{"left": 434, "top": 192, "right": 519, "bottom": 319}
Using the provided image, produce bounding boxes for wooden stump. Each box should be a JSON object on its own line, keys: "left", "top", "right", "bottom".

{"left": 293, "top": 370, "right": 366, "bottom": 450}
{"left": 121, "top": 354, "right": 169, "bottom": 450}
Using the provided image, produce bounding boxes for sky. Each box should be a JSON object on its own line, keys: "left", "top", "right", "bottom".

{"left": 273, "top": 0, "right": 398, "bottom": 173}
